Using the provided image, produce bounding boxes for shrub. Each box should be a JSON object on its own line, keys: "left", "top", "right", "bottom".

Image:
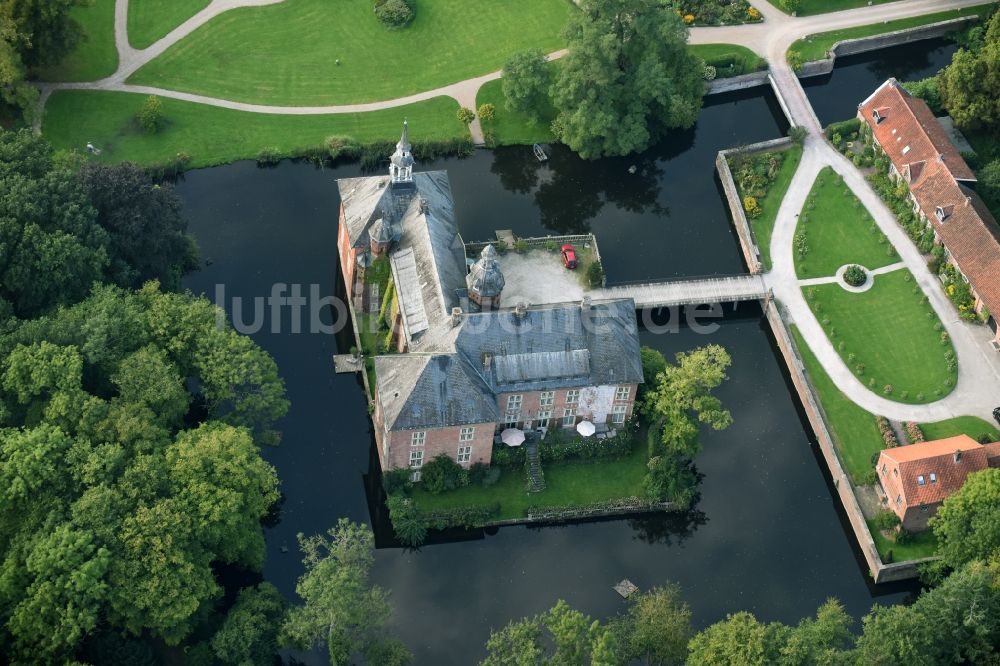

{"left": 468, "top": 462, "right": 489, "bottom": 486}
{"left": 788, "top": 126, "right": 807, "bottom": 145}
{"left": 586, "top": 260, "right": 605, "bottom": 287}
{"left": 386, "top": 495, "right": 428, "bottom": 546}
{"left": 326, "top": 135, "right": 362, "bottom": 161}
{"left": 825, "top": 118, "right": 861, "bottom": 143}
{"left": 456, "top": 107, "right": 476, "bottom": 125}
{"left": 906, "top": 422, "right": 925, "bottom": 443}
{"left": 374, "top": 0, "right": 414, "bottom": 29}
{"left": 138, "top": 95, "right": 165, "bottom": 133}
{"left": 514, "top": 238, "right": 528, "bottom": 254}
{"left": 843, "top": 264, "right": 867, "bottom": 287}
{"left": 787, "top": 50, "right": 804, "bottom": 72}
{"left": 702, "top": 64, "right": 717, "bottom": 81}
{"left": 491, "top": 445, "right": 526, "bottom": 468}
{"left": 383, "top": 468, "right": 413, "bottom": 495}
{"left": 873, "top": 511, "right": 901, "bottom": 531}
{"left": 875, "top": 415, "right": 898, "bottom": 448}
{"left": 742, "top": 195, "right": 762, "bottom": 218}
{"left": 256, "top": 146, "right": 281, "bottom": 166}
{"left": 420, "top": 454, "right": 465, "bottom": 494}
{"left": 477, "top": 103, "right": 496, "bottom": 122}
{"left": 545, "top": 240, "right": 558, "bottom": 253}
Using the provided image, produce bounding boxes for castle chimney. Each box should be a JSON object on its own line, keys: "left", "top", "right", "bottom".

{"left": 514, "top": 302, "right": 527, "bottom": 318}
{"left": 451, "top": 307, "right": 463, "bottom": 327}
{"left": 581, "top": 296, "right": 592, "bottom": 311}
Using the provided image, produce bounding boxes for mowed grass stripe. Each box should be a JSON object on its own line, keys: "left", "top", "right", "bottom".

{"left": 128, "top": 0, "right": 212, "bottom": 49}
{"left": 128, "top": 0, "right": 576, "bottom": 105}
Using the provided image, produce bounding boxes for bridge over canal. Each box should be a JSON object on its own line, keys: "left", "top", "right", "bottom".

{"left": 590, "top": 274, "right": 769, "bottom": 310}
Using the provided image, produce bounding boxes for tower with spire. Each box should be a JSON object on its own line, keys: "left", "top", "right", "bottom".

{"left": 389, "top": 120, "right": 414, "bottom": 186}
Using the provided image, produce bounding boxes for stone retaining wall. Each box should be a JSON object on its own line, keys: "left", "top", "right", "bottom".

{"left": 716, "top": 137, "right": 794, "bottom": 275}
{"left": 797, "top": 17, "right": 978, "bottom": 80}
{"left": 762, "top": 299, "right": 932, "bottom": 583}
{"left": 705, "top": 70, "right": 771, "bottom": 95}
{"left": 485, "top": 501, "right": 675, "bottom": 527}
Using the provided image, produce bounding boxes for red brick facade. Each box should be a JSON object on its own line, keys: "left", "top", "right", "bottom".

{"left": 493, "top": 384, "right": 639, "bottom": 431}
{"left": 337, "top": 205, "right": 358, "bottom": 300}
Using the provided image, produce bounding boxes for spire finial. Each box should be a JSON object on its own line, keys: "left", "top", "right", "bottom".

{"left": 399, "top": 119, "right": 410, "bottom": 151}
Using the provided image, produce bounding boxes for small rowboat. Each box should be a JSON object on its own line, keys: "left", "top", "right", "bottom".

{"left": 533, "top": 143, "right": 548, "bottom": 162}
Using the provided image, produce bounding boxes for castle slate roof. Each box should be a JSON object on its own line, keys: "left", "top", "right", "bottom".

{"left": 375, "top": 353, "right": 499, "bottom": 431}
{"left": 453, "top": 299, "right": 643, "bottom": 394}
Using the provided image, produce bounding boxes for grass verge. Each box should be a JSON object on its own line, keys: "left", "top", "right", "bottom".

{"left": 805, "top": 270, "right": 957, "bottom": 404}
{"left": 769, "top": 0, "right": 901, "bottom": 18}
{"left": 35, "top": 0, "right": 117, "bottom": 82}
{"left": 476, "top": 62, "right": 560, "bottom": 146}
{"left": 42, "top": 90, "right": 467, "bottom": 169}
{"left": 791, "top": 326, "right": 883, "bottom": 484}
{"left": 787, "top": 4, "right": 996, "bottom": 62}
{"left": 920, "top": 416, "right": 1000, "bottom": 442}
{"left": 128, "top": 0, "right": 212, "bottom": 49}
{"left": 795, "top": 167, "right": 898, "bottom": 279}
{"left": 128, "top": 0, "right": 574, "bottom": 105}
{"left": 411, "top": 443, "right": 648, "bottom": 521}
{"left": 866, "top": 518, "right": 938, "bottom": 562}
{"left": 690, "top": 43, "right": 767, "bottom": 78}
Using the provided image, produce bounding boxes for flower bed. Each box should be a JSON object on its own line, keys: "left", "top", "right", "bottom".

{"left": 672, "top": 0, "right": 763, "bottom": 25}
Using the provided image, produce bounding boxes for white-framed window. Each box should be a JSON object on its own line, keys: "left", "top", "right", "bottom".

{"left": 459, "top": 426, "right": 475, "bottom": 442}
{"left": 562, "top": 408, "right": 576, "bottom": 427}
{"left": 930, "top": 473, "right": 937, "bottom": 483}
{"left": 504, "top": 412, "right": 519, "bottom": 427}
{"left": 615, "top": 386, "right": 630, "bottom": 401}
{"left": 917, "top": 475, "right": 925, "bottom": 486}
{"left": 537, "top": 410, "right": 551, "bottom": 428}
{"left": 409, "top": 449, "right": 424, "bottom": 468}
{"left": 612, "top": 404, "right": 627, "bottom": 425}
{"left": 540, "top": 391, "right": 554, "bottom": 407}
{"left": 411, "top": 431, "right": 425, "bottom": 447}
{"left": 506, "top": 394, "right": 522, "bottom": 411}
{"left": 410, "top": 470, "right": 422, "bottom": 482}
{"left": 457, "top": 445, "right": 472, "bottom": 463}
{"left": 565, "top": 389, "right": 580, "bottom": 405}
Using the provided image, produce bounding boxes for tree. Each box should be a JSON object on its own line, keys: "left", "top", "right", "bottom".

{"left": 211, "top": 583, "right": 287, "bottom": 666}
{"left": 478, "top": 102, "right": 496, "bottom": 122}
{"left": 481, "top": 600, "right": 613, "bottom": 666}
{"left": 938, "top": 11, "right": 1000, "bottom": 132}
{"left": 643, "top": 344, "right": 733, "bottom": 459}
{"left": 638, "top": 347, "right": 667, "bottom": 398}
{"left": 281, "top": 519, "right": 409, "bottom": 666}
{"left": 931, "top": 467, "right": 1000, "bottom": 570}
{"left": 501, "top": 49, "right": 551, "bottom": 124}
{"left": 138, "top": 95, "right": 165, "bottom": 133}
{"left": 687, "top": 612, "right": 790, "bottom": 665}
{"left": 551, "top": 0, "right": 703, "bottom": 158}
{"left": 78, "top": 162, "right": 198, "bottom": 290}
{"left": 625, "top": 584, "right": 692, "bottom": 665}
{"left": 978, "top": 159, "right": 1000, "bottom": 203}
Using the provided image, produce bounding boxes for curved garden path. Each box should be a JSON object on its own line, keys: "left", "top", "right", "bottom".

{"left": 34, "top": 0, "right": 1000, "bottom": 421}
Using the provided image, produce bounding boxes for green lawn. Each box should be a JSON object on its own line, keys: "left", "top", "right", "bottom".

{"left": 476, "top": 62, "right": 560, "bottom": 146}
{"left": 866, "top": 519, "right": 938, "bottom": 562}
{"left": 791, "top": 327, "right": 883, "bottom": 484}
{"left": 690, "top": 43, "right": 767, "bottom": 78}
{"left": 128, "top": 0, "right": 575, "bottom": 105}
{"left": 767, "top": 0, "right": 901, "bottom": 17}
{"left": 411, "top": 443, "right": 649, "bottom": 521}
{"left": 128, "top": 0, "right": 212, "bottom": 49}
{"left": 788, "top": 4, "right": 996, "bottom": 62}
{"left": 795, "top": 167, "right": 898, "bottom": 279}
{"left": 34, "top": 0, "right": 117, "bottom": 82}
{"left": 806, "top": 270, "right": 957, "bottom": 403}
{"left": 920, "top": 416, "right": 1000, "bottom": 442}
{"left": 731, "top": 145, "right": 802, "bottom": 271}
{"left": 42, "top": 90, "right": 467, "bottom": 169}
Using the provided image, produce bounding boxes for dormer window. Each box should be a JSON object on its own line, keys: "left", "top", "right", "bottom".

{"left": 930, "top": 473, "right": 937, "bottom": 483}
{"left": 917, "top": 475, "right": 925, "bottom": 486}
{"left": 873, "top": 109, "right": 884, "bottom": 124}
{"left": 935, "top": 206, "right": 947, "bottom": 222}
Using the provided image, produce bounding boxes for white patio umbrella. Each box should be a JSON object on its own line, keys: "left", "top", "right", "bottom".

{"left": 576, "top": 420, "right": 596, "bottom": 437}
{"left": 500, "top": 428, "right": 525, "bottom": 447}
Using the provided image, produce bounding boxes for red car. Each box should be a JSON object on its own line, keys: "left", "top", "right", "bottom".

{"left": 561, "top": 244, "right": 577, "bottom": 269}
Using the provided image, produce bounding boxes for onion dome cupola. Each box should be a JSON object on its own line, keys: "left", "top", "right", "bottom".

{"left": 467, "top": 244, "right": 505, "bottom": 310}
{"left": 389, "top": 120, "right": 415, "bottom": 185}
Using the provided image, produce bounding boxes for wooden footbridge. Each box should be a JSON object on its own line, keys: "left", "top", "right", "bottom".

{"left": 590, "top": 274, "right": 769, "bottom": 309}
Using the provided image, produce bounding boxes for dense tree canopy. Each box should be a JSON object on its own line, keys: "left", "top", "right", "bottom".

{"left": 0, "top": 131, "right": 198, "bottom": 318}
{"left": 501, "top": 49, "right": 551, "bottom": 125}
{"left": 552, "top": 0, "right": 703, "bottom": 158}
{"left": 931, "top": 467, "right": 1000, "bottom": 570}
{"left": 938, "top": 10, "right": 1000, "bottom": 132}
{"left": 0, "top": 0, "right": 85, "bottom": 116}
{"left": 211, "top": 582, "right": 287, "bottom": 666}
{"left": 0, "top": 283, "right": 287, "bottom": 663}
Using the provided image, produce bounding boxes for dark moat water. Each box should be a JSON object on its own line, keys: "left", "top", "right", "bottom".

{"left": 177, "top": 41, "right": 955, "bottom": 664}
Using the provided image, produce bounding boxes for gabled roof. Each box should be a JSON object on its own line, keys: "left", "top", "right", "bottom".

{"left": 879, "top": 435, "right": 990, "bottom": 508}
{"left": 374, "top": 353, "right": 498, "bottom": 431}
{"left": 860, "top": 79, "right": 1000, "bottom": 318}
{"left": 859, "top": 79, "right": 975, "bottom": 184}
{"left": 454, "top": 299, "right": 643, "bottom": 393}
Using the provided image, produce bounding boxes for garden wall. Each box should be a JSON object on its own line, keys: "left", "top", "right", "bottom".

{"left": 715, "top": 137, "right": 794, "bottom": 275}
{"left": 762, "top": 299, "right": 931, "bottom": 583}
{"left": 705, "top": 70, "right": 771, "bottom": 96}
{"left": 797, "top": 17, "right": 979, "bottom": 79}
{"left": 486, "top": 499, "right": 676, "bottom": 527}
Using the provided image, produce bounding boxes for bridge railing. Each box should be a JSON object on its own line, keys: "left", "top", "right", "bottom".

{"left": 600, "top": 273, "right": 763, "bottom": 289}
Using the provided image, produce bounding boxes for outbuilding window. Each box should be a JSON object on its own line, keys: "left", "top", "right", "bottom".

{"left": 917, "top": 475, "right": 925, "bottom": 486}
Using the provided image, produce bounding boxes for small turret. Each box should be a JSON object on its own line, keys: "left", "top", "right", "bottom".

{"left": 467, "top": 244, "right": 505, "bottom": 310}
{"left": 389, "top": 120, "right": 414, "bottom": 186}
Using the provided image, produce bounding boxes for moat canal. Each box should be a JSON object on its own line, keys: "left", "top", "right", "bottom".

{"left": 178, "top": 40, "right": 955, "bottom": 664}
